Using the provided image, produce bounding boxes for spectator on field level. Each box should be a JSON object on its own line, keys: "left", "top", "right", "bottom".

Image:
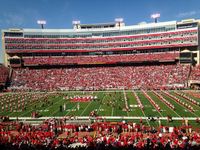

{"left": 0, "top": 117, "right": 199, "bottom": 150}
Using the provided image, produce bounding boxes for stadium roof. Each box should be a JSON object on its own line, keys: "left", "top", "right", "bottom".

{"left": 2, "top": 20, "right": 177, "bottom": 33}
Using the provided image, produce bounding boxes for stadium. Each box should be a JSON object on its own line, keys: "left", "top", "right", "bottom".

{"left": 0, "top": 17, "right": 200, "bottom": 149}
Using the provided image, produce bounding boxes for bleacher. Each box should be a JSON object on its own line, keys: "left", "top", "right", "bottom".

{"left": 11, "top": 64, "right": 190, "bottom": 91}
{"left": 0, "top": 64, "right": 9, "bottom": 89}
{"left": 190, "top": 65, "right": 200, "bottom": 81}
{"left": 22, "top": 52, "right": 179, "bottom": 66}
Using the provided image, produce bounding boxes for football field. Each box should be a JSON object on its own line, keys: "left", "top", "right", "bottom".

{"left": 0, "top": 90, "right": 200, "bottom": 127}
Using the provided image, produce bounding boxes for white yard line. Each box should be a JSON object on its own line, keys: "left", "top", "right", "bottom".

{"left": 64, "top": 104, "right": 78, "bottom": 116}
{"left": 143, "top": 91, "right": 163, "bottom": 118}
{"left": 97, "top": 93, "right": 107, "bottom": 114}
{"left": 141, "top": 109, "right": 150, "bottom": 126}
{"left": 162, "top": 91, "right": 199, "bottom": 117}
{"left": 133, "top": 91, "right": 150, "bottom": 126}
{"left": 123, "top": 90, "right": 129, "bottom": 116}
{"left": 173, "top": 110, "right": 181, "bottom": 117}
{"left": 152, "top": 91, "right": 181, "bottom": 117}
{"left": 159, "top": 91, "right": 183, "bottom": 117}
{"left": 51, "top": 101, "right": 71, "bottom": 116}
{"left": 80, "top": 101, "right": 92, "bottom": 116}
{"left": 97, "top": 105, "right": 101, "bottom": 114}
{"left": 111, "top": 108, "right": 114, "bottom": 116}
{"left": 190, "top": 110, "right": 199, "bottom": 117}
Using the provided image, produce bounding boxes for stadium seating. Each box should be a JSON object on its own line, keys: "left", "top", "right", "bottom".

{"left": 11, "top": 64, "right": 190, "bottom": 91}
{"left": 190, "top": 65, "right": 200, "bottom": 81}
{"left": 23, "top": 52, "right": 179, "bottom": 66}
{"left": 0, "top": 65, "right": 9, "bottom": 87}
{"left": 5, "top": 29, "right": 197, "bottom": 53}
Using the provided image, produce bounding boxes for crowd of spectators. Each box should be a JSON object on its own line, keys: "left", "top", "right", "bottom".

{"left": 23, "top": 52, "right": 179, "bottom": 66}
{"left": 167, "top": 64, "right": 191, "bottom": 87}
{"left": 0, "top": 64, "right": 9, "bottom": 87}
{"left": 0, "top": 117, "right": 200, "bottom": 150}
{"left": 11, "top": 64, "right": 190, "bottom": 91}
{"left": 190, "top": 65, "right": 200, "bottom": 81}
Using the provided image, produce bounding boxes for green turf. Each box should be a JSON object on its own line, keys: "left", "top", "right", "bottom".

{"left": 0, "top": 90, "right": 200, "bottom": 127}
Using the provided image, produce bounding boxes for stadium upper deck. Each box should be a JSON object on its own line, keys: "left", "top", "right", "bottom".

{"left": 1, "top": 18, "right": 200, "bottom": 67}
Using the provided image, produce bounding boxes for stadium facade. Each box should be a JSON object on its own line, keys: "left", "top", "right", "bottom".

{"left": 2, "top": 18, "right": 200, "bottom": 67}
{"left": 1, "top": 18, "right": 200, "bottom": 90}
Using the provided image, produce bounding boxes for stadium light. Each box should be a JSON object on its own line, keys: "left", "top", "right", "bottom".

{"left": 115, "top": 18, "right": 124, "bottom": 27}
{"left": 37, "top": 20, "right": 46, "bottom": 29}
{"left": 72, "top": 20, "right": 80, "bottom": 25}
{"left": 151, "top": 13, "right": 160, "bottom": 23}
{"left": 115, "top": 18, "right": 124, "bottom": 23}
{"left": 72, "top": 20, "right": 80, "bottom": 29}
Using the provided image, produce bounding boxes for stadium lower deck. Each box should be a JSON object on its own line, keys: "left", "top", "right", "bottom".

{"left": 11, "top": 64, "right": 191, "bottom": 91}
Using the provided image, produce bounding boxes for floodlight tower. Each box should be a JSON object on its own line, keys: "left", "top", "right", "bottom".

{"left": 115, "top": 18, "right": 124, "bottom": 27}
{"left": 37, "top": 20, "right": 46, "bottom": 29}
{"left": 151, "top": 13, "right": 160, "bottom": 23}
{"left": 72, "top": 20, "right": 81, "bottom": 29}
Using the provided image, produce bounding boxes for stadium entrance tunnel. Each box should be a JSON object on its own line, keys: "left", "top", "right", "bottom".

{"left": 190, "top": 83, "right": 200, "bottom": 90}
{"left": 189, "top": 80, "right": 200, "bottom": 89}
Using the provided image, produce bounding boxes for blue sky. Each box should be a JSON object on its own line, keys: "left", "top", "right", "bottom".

{"left": 1, "top": 0, "right": 200, "bottom": 63}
